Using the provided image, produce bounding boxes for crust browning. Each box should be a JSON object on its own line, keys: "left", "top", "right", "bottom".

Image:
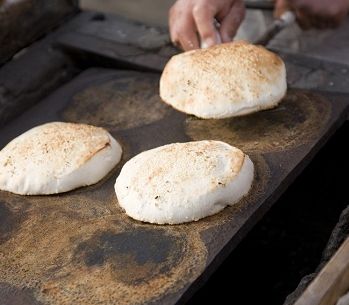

{"left": 160, "top": 41, "right": 286, "bottom": 119}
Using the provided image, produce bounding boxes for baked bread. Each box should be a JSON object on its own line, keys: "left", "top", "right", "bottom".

{"left": 115, "top": 140, "right": 253, "bottom": 224}
{"left": 0, "top": 122, "right": 122, "bottom": 195}
{"left": 160, "top": 41, "right": 287, "bottom": 119}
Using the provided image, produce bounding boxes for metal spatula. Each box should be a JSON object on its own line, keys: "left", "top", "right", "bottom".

{"left": 254, "top": 11, "right": 296, "bottom": 45}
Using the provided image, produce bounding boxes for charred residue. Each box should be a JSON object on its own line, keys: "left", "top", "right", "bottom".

{"left": 74, "top": 228, "right": 185, "bottom": 284}
{"left": 0, "top": 282, "right": 42, "bottom": 305}
{"left": 0, "top": 201, "right": 27, "bottom": 244}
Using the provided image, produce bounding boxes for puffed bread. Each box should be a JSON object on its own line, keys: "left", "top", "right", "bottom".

{"left": 0, "top": 122, "right": 122, "bottom": 195}
{"left": 160, "top": 41, "right": 286, "bottom": 119}
{"left": 115, "top": 140, "right": 253, "bottom": 224}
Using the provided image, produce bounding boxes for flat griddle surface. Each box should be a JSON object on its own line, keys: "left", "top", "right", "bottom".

{"left": 0, "top": 68, "right": 348, "bottom": 305}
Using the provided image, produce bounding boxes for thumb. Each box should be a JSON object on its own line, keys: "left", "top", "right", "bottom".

{"left": 274, "top": 0, "right": 291, "bottom": 18}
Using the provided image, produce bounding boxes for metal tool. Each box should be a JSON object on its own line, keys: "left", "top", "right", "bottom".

{"left": 254, "top": 11, "right": 296, "bottom": 46}
{"left": 200, "top": 11, "right": 295, "bottom": 49}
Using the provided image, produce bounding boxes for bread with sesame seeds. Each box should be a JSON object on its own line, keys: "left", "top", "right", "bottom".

{"left": 0, "top": 122, "right": 122, "bottom": 195}
{"left": 160, "top": 41, "right": 286, "bottom": 119}
{"left": 114, "top": 140, "right": 253, "bottom": 224}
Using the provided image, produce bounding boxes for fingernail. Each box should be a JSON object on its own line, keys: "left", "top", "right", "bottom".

{"left": 201, "top": 37, "right": 215, "bottom": 49}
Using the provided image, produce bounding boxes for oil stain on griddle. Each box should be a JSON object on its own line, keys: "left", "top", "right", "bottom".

{"left": 0, "top": 205, "right": 207, "bottom": 305}
{"left": 0, "top": 282, "right": 43, "bottom": 305}
{"left": 74, "top": 228, "right": 185, "bottom": 285}
{"left": 62, "top": 74, "right": 173, "bottom": 130}
{"left": 0, "top": 199, "right": 28, "bottom": 245}
{"left": 186, "top": 91, "right": 331, "bottom": 153}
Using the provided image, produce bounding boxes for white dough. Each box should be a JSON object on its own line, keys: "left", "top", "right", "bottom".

{"left": 160, "top": 41, "right": 287, "bottom": 119}
{"left": 115, "top": 140, "right": 254, "bottom": 224}
{"left": 0, "top": 122, "right": 122, "bottom": 195}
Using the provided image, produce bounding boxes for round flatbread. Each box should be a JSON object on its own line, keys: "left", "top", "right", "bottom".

{"left": 0, "top": 122, "right": 122, "bottom": 195}
{"left": 115, "top": 140, "right": 254, "bottom": 224}
{"left": 160, "top": 41, "right": 287, "bottom": 119}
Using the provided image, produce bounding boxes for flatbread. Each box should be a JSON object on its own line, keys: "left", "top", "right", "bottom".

{"left": 115, "top": 140, "right": 254, "bottom": 224}
{"left": 0, "top": 122, "right": 122, "bottom": 195}
{"left": 160, "top": 41, "right": 287, "bottom": 119}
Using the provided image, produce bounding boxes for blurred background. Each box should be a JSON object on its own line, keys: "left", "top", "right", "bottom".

{"left": 81, "top": 0, "right": 174, "bottom": 26}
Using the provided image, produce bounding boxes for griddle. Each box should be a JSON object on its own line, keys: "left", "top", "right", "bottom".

{"left": 0, "top": 68, "right": 348, "bottom": 305}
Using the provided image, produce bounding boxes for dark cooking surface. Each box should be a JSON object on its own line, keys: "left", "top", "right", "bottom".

{"left": 0, "top": 68, "right": 348, "bottom": 305}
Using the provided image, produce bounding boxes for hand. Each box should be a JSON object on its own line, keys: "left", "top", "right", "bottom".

{"left": 169, "top": 0, "right": 245, "bottom": 51}
{"left": 275, "top": 0, "right": 349, "bottom": 29}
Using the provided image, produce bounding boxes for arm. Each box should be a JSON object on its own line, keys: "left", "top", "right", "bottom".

{"left": 275, "top": 0, "right": 349, "bottom": 29}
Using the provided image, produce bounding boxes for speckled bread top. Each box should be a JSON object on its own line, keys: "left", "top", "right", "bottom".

{"left": 160, "top": 41, "right": 287, "bottom": 119}
{"left": 0, "top": 122, "right": 122, "bottom": 195}
{"left": 115, "top": 140, "right": 254, "bottom": 224}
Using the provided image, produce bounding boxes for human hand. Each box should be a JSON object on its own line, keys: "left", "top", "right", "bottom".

{"left": 275, "top": 0, "right": 349, "bottom": 29}
{"left": 169, "top": 0, "right": 245, "bottom": 51}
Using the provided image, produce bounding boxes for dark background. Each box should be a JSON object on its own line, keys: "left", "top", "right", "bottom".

{"left": 187, "top": 121, "right": 349, "bottom": 305}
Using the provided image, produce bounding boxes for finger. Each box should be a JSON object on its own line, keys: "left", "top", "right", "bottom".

{"left": 294, "top": 9, "right": 313, "bottom": 30}
{"left": 219, "top": 0, "right": 245, "bottom": 43}
{"left": 192, "top": 4, "right": 218, "bottom": 48}
{"left": 276, "top": 0, "right": 310, "bottom": 29}
{"left": 313, "top": 9, "right": 348, "bottom": 29}
{"left": 169, "top": 9, "right": 199, "bottom": 51}
{"left": 216, "top": 0, "right": 235, "bottom": 21}
{"left": 330, "top": 11, "right": 348, "bottom": 27}
{"left": 169, "top": 5, "right": 181, "bottom": 45}
{"left": 295, "top": 8, "right": 330, "bottom": 30}
{"left": 308, "top": 13, "right": 344, "bottom": 29}
{"left": 288, "top": 0, "right": 348, "bottom": 30}
{"left": 171, "top": 25, "right": 200, "bottom": 51}
{"left": 178, "top": 28, "right": 200, "bottom": 51}
{"left": 274, "top": 0, "right": 291, "bottom": 18}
